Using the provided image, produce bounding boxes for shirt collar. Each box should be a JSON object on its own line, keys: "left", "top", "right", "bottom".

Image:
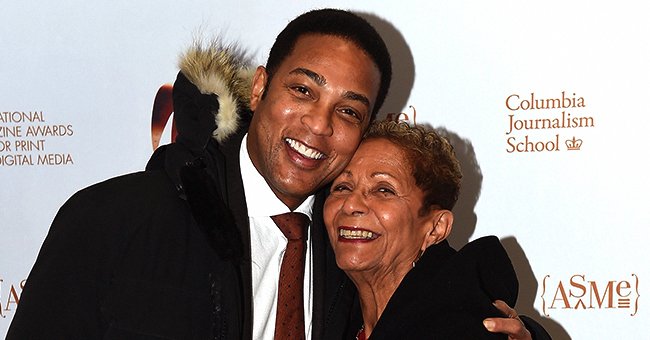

{"left": 240, "top": 133, "right": 315, "bottom": 219}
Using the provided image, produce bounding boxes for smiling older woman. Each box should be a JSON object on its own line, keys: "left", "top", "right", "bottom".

{"left": 324, "top": 121, "right": 549, "bottom": 339}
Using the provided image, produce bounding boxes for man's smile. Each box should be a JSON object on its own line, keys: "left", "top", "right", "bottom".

{"left": 285, "top": 137, "right": 326, "bottom": 160}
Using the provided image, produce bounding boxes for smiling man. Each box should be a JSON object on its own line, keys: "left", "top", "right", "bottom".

{"left": 8, "top": 9, "right": 391, "bottom": 340}
{"left": 8, "top": 8, "right": 545, "bottom": 340}
{"left": 246, "top": 34, "right": 381, "bottom": 211}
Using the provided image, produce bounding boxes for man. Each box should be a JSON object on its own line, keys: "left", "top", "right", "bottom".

{"left": 8, "top": 8, "right": 546, "bottom": 339}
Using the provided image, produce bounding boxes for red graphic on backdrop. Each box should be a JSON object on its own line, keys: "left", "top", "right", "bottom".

{"left": 151, "top": 84, "right": 177, "bottom": 150}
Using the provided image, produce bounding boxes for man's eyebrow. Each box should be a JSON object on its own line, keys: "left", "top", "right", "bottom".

{"left": 343, "top": 91, "right": 370, "bottom": 109}
{"left": 290, "top": 68, "right": 326, "bottom": 86}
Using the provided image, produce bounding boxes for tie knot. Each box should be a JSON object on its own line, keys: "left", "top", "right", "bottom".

{"left": 271, "top": 212, "right": 309, "bottom": 240}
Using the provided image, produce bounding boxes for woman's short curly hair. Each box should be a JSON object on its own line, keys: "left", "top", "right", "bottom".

{"left": 364, "top": 120, "right": 463, "bottom": 214}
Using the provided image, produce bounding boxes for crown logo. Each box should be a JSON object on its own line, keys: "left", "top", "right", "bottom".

{"left": 565, "top": 137, "right": 583, "bottom": 150}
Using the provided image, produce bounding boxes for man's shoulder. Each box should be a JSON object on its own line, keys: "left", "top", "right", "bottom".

{"left": 75, "top": 170, "right": 174, "bottom": 198}
{"left": 61, "top": 170, "right": 183, "bottom": 219}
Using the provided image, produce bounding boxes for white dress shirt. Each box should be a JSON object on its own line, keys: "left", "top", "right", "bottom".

{"left": 240, "top": 134, "right": 314, "bottom": 340}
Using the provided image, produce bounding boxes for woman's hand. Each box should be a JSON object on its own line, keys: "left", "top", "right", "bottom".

{"left": 483, "top": 300, "right": 532, "bottom": 340}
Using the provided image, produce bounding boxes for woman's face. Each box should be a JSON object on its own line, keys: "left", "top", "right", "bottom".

{"left": 324, "top": 138, "right": 435, "bottom": 276}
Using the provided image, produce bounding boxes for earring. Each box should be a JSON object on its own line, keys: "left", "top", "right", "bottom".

{"left": 412, "top": 249, "right": 425, "bottom": 268}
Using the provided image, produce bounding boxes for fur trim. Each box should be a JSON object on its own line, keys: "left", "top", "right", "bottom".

{"left": 179, "top": 38, "right": 254, "bottom": 143}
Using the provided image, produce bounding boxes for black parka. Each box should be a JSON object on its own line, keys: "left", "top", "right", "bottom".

{"left": 7, "top": 46, "right": 354, "bottom": 339}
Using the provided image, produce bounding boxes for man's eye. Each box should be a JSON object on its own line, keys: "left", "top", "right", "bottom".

{"left": 339, "top": 108, "right": 360, "bottom": 120}
{"left": 291, "top": 85, "right": 311, "bottom": 96}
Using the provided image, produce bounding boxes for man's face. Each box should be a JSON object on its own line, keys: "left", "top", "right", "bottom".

{"left": 247, "top": 34, "right": 381, "bottom": 209}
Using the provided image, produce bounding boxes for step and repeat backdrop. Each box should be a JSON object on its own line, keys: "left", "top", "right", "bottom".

{"left": 2, "top": 1, "right": 648, "bottom": 338}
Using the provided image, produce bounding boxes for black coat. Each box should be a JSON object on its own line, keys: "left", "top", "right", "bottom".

{"left": 346, "top": 237, "right": 551, "bottom": 340}
{"left": 6, "top": 71, "right": 355, "bottom": 339}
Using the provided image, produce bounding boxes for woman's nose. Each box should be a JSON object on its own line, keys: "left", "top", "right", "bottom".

{"left": 342, "top": 190, "right": 368, "bottom": 216}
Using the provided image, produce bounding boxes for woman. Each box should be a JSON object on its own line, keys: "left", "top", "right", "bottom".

{"left": 324, "top": 120, "right": 527, "bottom": 339}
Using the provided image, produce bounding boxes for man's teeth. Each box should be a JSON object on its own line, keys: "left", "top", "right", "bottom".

{"left": 339, "top": 229, "right": 377, "bottom": 240}
{"left": 286, "top": 138, "right": 325, "bottom": 160}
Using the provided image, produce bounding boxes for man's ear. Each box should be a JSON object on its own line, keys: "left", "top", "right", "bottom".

{"left": 249, "top": 65, "right": 268, "bottom": 111}
{"left": 421, "top": 210, "right": 453, "bottom": 251}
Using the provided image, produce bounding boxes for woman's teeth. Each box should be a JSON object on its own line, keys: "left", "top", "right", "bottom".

{"left": 339, "top": 229, "right": 377, "bottom": 240}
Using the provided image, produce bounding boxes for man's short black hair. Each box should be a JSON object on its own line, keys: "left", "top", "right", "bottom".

{"left": 266, "top": 8, "right": 392, "bottom": 120}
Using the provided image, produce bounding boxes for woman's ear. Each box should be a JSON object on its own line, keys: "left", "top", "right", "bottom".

{"left": 421, "top": 210, "right": 453, "bottom": 251}
{"left": 249, "top": 66, "right": 267, "bottom": 111}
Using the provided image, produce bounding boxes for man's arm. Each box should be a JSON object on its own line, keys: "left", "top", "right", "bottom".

{"left": 484, "top": 300, "right": 552, "bottom": 340}
{"left": 6, "top": 191, "right": 112, "bottom": 339}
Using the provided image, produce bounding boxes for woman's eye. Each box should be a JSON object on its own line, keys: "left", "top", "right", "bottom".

{"left": 377, "top": 187, "right": 396, "bottom": 195}
{"left": 332, "top": 184, "right": 351, "bottom": 192}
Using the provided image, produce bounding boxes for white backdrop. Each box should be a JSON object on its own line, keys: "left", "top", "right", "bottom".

{"left": 2, "top": 1, "right": 648, "bottom": 338}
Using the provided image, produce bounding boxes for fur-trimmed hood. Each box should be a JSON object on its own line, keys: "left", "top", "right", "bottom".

{"left": 145, "top": 40, "right": 256, "bottom": 262}
{"left": 146, "top": 38, "right": 256, "bottom": 188}
{"left": 178, "top": 38, "right": 255, "bottom": 143}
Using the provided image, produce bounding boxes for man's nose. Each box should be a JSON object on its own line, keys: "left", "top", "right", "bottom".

{"left": 301, "top": 105, "right": 334, "bottom": 136}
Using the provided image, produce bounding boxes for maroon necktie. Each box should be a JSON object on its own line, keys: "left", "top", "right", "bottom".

{"left": 271, "top": 212, "right": 310, "bottom": 340}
